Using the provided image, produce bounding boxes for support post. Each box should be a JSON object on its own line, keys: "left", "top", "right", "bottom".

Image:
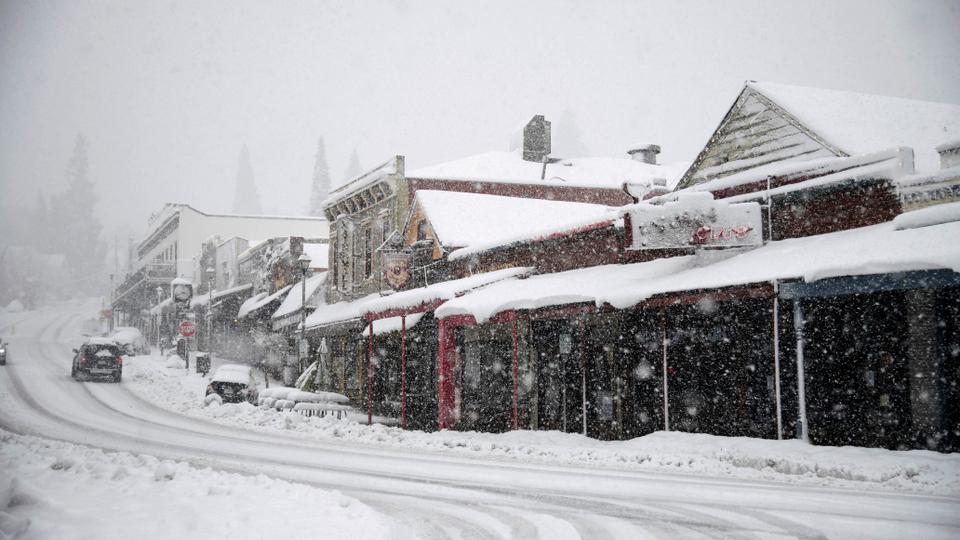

{"left": 580, "top": 318, "right": 587, "bottom": 437}
{"left": 437, "top": 318, "right": 456, "bottom": 430}
{"left": 367, "top": 320, "right": 373, "bottom": 426}
{"left": 512, "top": 315, "right": 519, "bottom": 431}
{"left": 401, "top": 315, "right": 407, "bottom": 430}
{"left": 773, "top": 286, "right": 783, "bottom": 440}
{"left": 793, "top": 300, "right": 809, "bottom": 442}
{"left": 661, "top": 309, "right": 670, "bottom": 432}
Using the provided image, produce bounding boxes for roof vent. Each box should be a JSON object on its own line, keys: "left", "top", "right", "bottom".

{"left": 511, "top": 115, "right": 552, "bottom": 162}
{"left": 936, "top": 140, "right": 960, "bottom": 169}
{"left": 627, "top": 144, "right": 660, "bottom": 165}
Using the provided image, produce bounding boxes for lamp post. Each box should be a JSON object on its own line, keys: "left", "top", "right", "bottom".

{"left": 155, "top": 286, "right": 163, "bottom": 353}
{"left": 296, "top": 253, "right": 312, "bottom": 379}
{"left": 205, "top": 266, "right": 215, "bottom": 352}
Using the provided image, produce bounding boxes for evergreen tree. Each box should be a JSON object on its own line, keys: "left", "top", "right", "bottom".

{"left": 232, "top": 145, "right": 262, "bottom": 215}
{"left": 308, "top": 137, "right": 331, "bottom": 216}
{"left": 32, "top": 191, "right": 50, "bottom": 253}
{"left": 344, "top": 149, "right": 362, "bottom": 182}
{"left": 52, "top": 134, "right": 106, "bottom": 294}
{"left": 553, "top": 108, "right": 590, "bottom": 158}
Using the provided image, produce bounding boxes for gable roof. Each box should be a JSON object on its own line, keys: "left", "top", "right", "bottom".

{"left": 413, "top": 190, "right": 612, "bottom": 250}
{"left": 677, "top": 81, "right": 960, "bottom": 189}
{"left": 749, "top": 82, "right": 960, "bottom": 173}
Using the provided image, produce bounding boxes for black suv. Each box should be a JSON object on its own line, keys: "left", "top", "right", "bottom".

{"left": 72, "top": 338, "right": 123, "bottom": 382}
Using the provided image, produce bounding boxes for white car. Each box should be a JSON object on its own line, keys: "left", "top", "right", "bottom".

{"left": 205, "top": 364, "right": 259, "bottom": 404}
{"left": 109, "top": 327, "right": 149, "bottom": 355}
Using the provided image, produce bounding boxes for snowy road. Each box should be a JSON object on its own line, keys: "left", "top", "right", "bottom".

{"left": 1, "top": 304, "right": 958, "bottom": 539}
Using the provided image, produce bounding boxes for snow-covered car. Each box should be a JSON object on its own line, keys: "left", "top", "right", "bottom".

{"left": 72, "top": 337, "right": 123, "bottom": 382}
{"left": 205, "top": 364, "right": 258, "bottom": 404}
{"left": 109, "top": 327, "right": 149, "bottom": 355}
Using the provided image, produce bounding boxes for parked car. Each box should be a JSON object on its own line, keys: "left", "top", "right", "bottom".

{"left": 206, "top": 364, "right": 258, "bottom": 404}
{"left": 0, "top": 340, "right": 7, "bottom": 365}
{"left": 71, "top": 337, "right": 123, "bottom": 382}
{"left": 110, "top": 327, "right": 150, "bottom": 355}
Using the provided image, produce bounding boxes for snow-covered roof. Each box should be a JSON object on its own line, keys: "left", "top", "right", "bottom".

{"left": 361, "top": 313, "right": 425, "bottom": 336}
{"left": 84, "top": 337, "right": 119, "bottom": 346}
{"left": 272, "top": 273, "right": 327, "bottom": 320}
{"left": 407, "top": 150, "right": 684, "bottom": 189}
{"left": 437, "top": 212, "right": 960, "bottom": 323}
{"left": 749, "top": 81, "right": 960, "bottom": 173}
{"left": 237, "top": 285, "right": 292, "bottom": 319}
{"left": 304, "top": 267, "right": 530, "bottom": 330}
{"left": 190, "top": 283, "right": 254, "bottom": 308}
{"left": 414, "top": 190, "right": 613, "bottom": 250}
{"left": 212, "top": 364, "right": 252, "bottom": 384}
{"left": 301, "top": 243, "right": 329, "bottom": 269}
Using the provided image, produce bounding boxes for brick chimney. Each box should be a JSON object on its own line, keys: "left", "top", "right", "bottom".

{"left": 518, "top": 115, "right": 552, "bottom": 162}
{"left": 627, "top": 144, "right": 660, "bottom": 165}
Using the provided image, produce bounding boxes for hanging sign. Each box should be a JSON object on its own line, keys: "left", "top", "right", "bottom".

{"left": 622, "top": 193, "right": 762, "bottom": 250}
{"left": 382, "top": 251, "right": 412, "bottom": 290}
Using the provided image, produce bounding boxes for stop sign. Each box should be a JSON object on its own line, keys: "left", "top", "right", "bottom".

{"left": 179, "top": 320, "right": 196, "bottom": 337}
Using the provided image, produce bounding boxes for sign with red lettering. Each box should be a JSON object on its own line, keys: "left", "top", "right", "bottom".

{"left": 622, "top": 193, "right": 762, "bottom": 250}
{"left": 179, "top": 320, "right": 196, "bottom": 337}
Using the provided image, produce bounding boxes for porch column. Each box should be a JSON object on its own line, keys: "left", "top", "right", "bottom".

{"left": 512, "top": 315, "right": 519, "bottom": 431}
{"left": 906, "top": 289, "right": 939, "bottom": 441}
{"left": 793, "top": 300, "right": 809, "bottom": 442}
{"left": 661, "top": 309, "right": 670, "bottom": 432}
{"left": 367, "top": 320, "right": 373, "bottom": 426}
{"left": 437, "top": 318, "right": 456, "bottom": 430}
{"left": 401, "top": 315, "right": 407, "bottom": 430}
{"left": 773, "top": 292, "right": 783, "bottom": 440}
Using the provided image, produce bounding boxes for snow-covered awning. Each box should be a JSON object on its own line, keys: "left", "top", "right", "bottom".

{"left": 437, "top": 207, "right": 960, "bottom": 323}
{"left": 361, "top": 313, "right": 425, "bottom": 337}
{"left": 237, "top": 285, "right": 292, "bottom": 319}
{"left": 303, "top": 267, "right": 531, "bottom": 330}
{"left": 272, "top": 273, "right": 327, "bottom": 320}
{"left": 190, "top": 283, "right": 253, "bottom": 308}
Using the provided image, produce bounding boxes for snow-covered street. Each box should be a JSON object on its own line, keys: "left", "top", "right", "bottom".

{"left": 1, "top": 302, "right": 958, "bottom": 539}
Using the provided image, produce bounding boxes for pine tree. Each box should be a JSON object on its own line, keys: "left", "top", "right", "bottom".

{"left": 344, "top": 149, "right": 362, "bottom": 182}
{"left": 308, "top": 137, "right": 331, "bottom": 216}
{"left": 232, "top": 145, "right": 262, "bottom": 215}
{"left": 33, "top": 191, "right": 50, "bottom": 253}
{"left": 52, "top": 134, "right": 106, "bottom": 294}
{"left": 553, "top": 108, "right": 589, "bottom": 158}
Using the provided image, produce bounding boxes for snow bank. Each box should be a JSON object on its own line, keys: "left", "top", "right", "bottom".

{"left": 122, "top": 355, "right": 960, "bottom": 496}
{"left": 0, "top": 429, "right": 401, "bottom": 540}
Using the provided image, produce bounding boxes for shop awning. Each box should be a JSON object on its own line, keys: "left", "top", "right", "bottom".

{"left": 191, "top": 283, "right": 253, "bottom": 308}
{"left": 238, "top": 285, "right": 292, "bottom": 319}
{"left": 361, "top": 313, "right": 425, "bottom": 336}
{"left": 303, "top": 266, "right": 531, "bottom": 330}
{"left": 437, "top": 208, "right": 960, "bottom": 323}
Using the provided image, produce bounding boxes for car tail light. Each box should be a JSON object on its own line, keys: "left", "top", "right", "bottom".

{"left": 206, "top": 384, "right": 213, "bottom": 395}
{"left": 80, "top": 355, "right": 88, "bottom": 365}
{"left": 116, "top": 356, "right": 123, "bottom": 365}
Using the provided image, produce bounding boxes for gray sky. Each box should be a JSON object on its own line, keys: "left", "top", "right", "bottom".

{"left": 2, "top": 0, "right": 959, "bottom": 242}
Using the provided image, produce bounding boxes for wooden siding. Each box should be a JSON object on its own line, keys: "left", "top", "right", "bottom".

{"left": 677, "top": 88, "right": 842, "bottom": 190}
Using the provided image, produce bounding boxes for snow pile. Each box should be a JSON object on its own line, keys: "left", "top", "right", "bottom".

{"left": 0, "top": 429, "right": 401, "bottom": 540}
{"left": 121, "top": 355, "right": 960, "bottom": 496}
{"left": 893, "top": 201, "right": 960, "bottom": 230}
{"left": 258, "top": 386, "right": 350, "bottom": 404}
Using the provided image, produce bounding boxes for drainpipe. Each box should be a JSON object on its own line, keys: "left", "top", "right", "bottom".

{"left": 367, "top": 320, "right": 374, "bottom": 426}
{"left": 793, "top": 300, "right": 809, "bottom": 442}
{"left": 772, "top": 283, "right": 783, "bottom": 440}
{"left": 401, "top": 315, "right": 407, "bottom": 430}
{"left": 512, "top": 315, "right": 519, "bottom": 431}
{"left": 661, "top": 308, "right": 670, "bottom": 432}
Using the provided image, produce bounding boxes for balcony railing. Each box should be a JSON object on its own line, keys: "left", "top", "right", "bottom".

{"left": 114, "top": 263, "right": 177, "bottom": 304}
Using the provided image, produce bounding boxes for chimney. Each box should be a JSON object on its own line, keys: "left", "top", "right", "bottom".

{"left": 520, "top": 115, "right": 551, "bottom": 162}
{"left": 936, "top": 140, "right": 960, "bottom": 169}
{"left": 628, "top": 144, "right": 660, "bottom": 165}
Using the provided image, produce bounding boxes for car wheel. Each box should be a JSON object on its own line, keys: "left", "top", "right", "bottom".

{"left": 71, "top": 363, "right": 77, "bottom": 379}
{"left": 114, "top": 371, "right": 122, "bottom": 383}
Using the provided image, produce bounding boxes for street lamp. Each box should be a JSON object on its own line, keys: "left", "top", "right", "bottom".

{"left": 155, "top": 286, "right": 164, "bottom": 353}
{"left": 296, "top": 253, "right": 312, "bottom": 379}
{"left": 205, "top": 266, "right": 215, "bottom": 352}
